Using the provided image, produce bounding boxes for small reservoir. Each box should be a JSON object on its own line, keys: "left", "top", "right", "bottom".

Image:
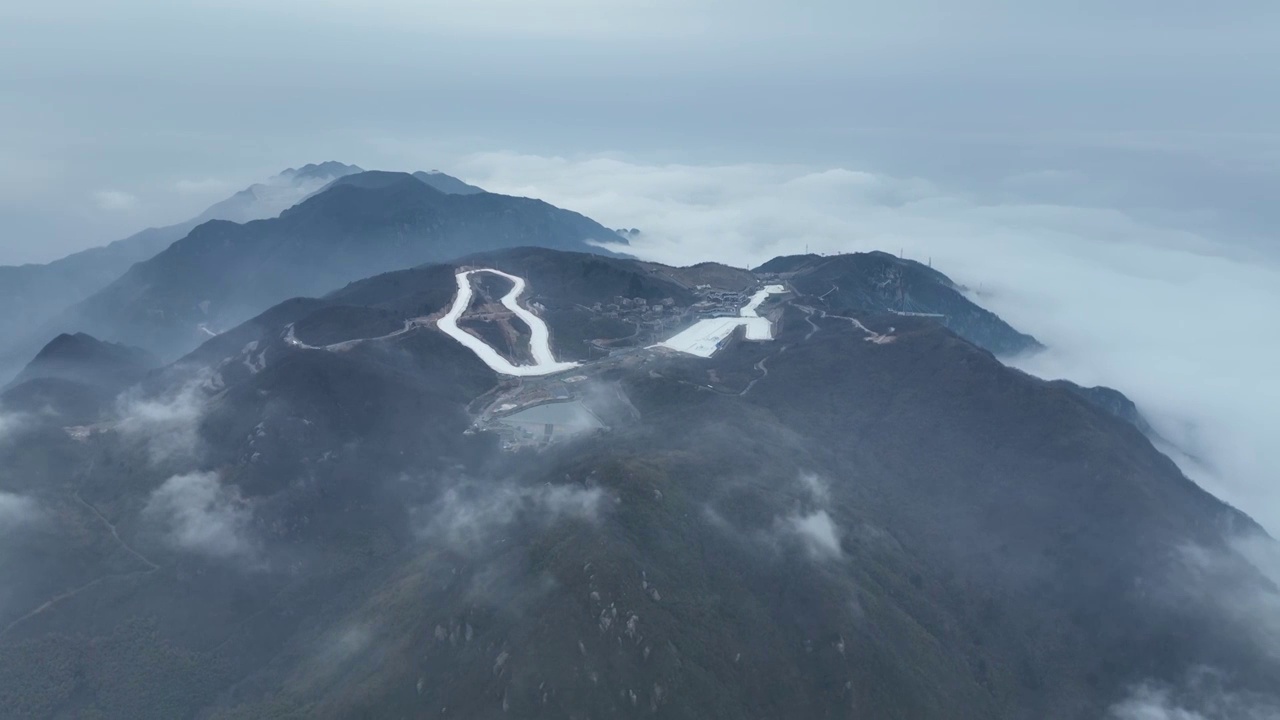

{"left": 492, "top": 400, "right": 605, "bottom": 449}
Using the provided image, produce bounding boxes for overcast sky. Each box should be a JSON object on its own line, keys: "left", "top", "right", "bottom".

{"left": 2, "top": 1, "right": 1279, "bottom": 262}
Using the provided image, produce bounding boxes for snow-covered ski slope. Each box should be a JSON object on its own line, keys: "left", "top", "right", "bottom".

{"left": 438, "top": 269, "right": 580, "bottom": 377}
{"left": 740, "top": 285, "right": 786, "bottom": 318}
{"left": 659, "top": 284, "right": 787, "bottom": 358}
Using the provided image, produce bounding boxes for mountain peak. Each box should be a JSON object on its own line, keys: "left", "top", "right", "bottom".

{"left": 281, "top": 171, "right": 441, "bottom": 222}
{"left": 319, "top": 170, "right": 427, "bottom": 193}
{"left": 412, "top": 170, "right": 485, "bottom": 195}
{"left": 33, "top": 331, "right": 103, "bottom": 358}
{"left": 64, "top": 177, "right": 627, "bottom": 361}
{"left": 279, "top": 161, "right": 364, "bottom": 182}
{"left": 754, "top": 251, "right": 1041, "bottom": 355}
{"left": 9, "top": 331, "right": 155, "bottom": 391}
{"left": 312, "top": 169, "right": 485, "bottom": 197}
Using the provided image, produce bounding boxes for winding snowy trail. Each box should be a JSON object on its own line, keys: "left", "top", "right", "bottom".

{"left": 438, "top": 269, "right": 580, "bottom": 377}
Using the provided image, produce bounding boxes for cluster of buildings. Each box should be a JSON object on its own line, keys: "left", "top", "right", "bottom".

{"left": 588, "top": 296, "right": 683, "bottom": 348}
{"left": 582, "top": 285, "right": 761, "bottom": 353}
{"left": 689, "top": 286, "right": 750, "bottom": 318}
{"left": 592, "top": 295, "right": 676, "bottom": 318}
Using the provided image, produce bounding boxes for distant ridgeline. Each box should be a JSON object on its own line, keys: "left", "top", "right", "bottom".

{"left": 755, "top": 252, "right": 1042, "bottom": 356}
{"left": 0, "top": 170, "right": 628, "bottom": 380}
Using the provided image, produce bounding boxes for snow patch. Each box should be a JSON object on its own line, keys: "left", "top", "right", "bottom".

{"left": 658, "top": 285, "right": 787, "bottom": 357}
{"left": 740, "top": 284, "right": 786, "bottom": 318}
{"left": 241, "top": 341, "right": 267, "bottom": 374}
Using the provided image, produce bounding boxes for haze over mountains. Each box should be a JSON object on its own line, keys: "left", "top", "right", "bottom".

{"left": 0, "top": 163, "right": 363, "bottom": 346}
{"left": 0, "top": 166, "right": 621, "bottom": 382}
{"left": 0, "top": 164, "right": 1276, "bottom": 719}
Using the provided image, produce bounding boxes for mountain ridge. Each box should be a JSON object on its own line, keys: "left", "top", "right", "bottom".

{"left": 0, "top": 162, "right": 365, "bottom": 381}
{"left": 6, "top": 172, "right": 628, "bottom": 375}
{"left": 1, "top": 246, "right": 1272, "bottom": 719}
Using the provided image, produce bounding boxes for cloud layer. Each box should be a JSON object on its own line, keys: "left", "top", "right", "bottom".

{"left": 777, "top": 473, "right": 843, "bottom": 560}
{"left": 144, "top": 471, "right": 256, "bottom": 561}
{"left": 0, "top": 411, "right": 26, "bottom": 444}
{"left": 420, "top": 480, "right": 607, "bottom": 549}
{"left": 114, "top": 374, "right": 209, "bottom": 466}
{"left": 0, "top": 491, "right": 41, "bottom": 532}
{"left": 784, "top": 511, "right": 842, "bottom": 560}
{"left": 459, "top": 152, "right": 1280, "bottom": 534}
{"left": 1178, "top": 535, "right": 1280, "bottom": 662}
{"left": 92, "top": 189, "right": 139, "bottom": 212}
{"left": 1109, "top": 669, "right": 1280, "bottom": 720}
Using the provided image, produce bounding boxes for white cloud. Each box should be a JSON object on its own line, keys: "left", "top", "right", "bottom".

{"left": 144, "top": 471, "right": 256, "bottom": 561}
{"left": 1179, "top": 536, "right": 1280, "bottom": 662}
{"left": 743, "top": 472, "right": 846, "bottom": 561}
{"left": 459, "top": 152, "right": 1280, "bottom": 535}
{"left": 798, "top": 472, "right": 830, "bottom": 506}
{"left": 784, "top": 510, "right": 842, "bottom": 560}
{"left": 114, "top": 374, "right": 208, "bottom": 466}
{"left": 1237, "top": 533, "right": 1280, "bottom": 596}
{"left": 421, "top": 481, "right": 608, "bottom": 548}
{"left": 92, "top": 189, "right": 139, "bottom": 211}
{"left": 0, "top": 410, "right": 27, "bottom": 443}
{"left": 0, "top": 491, "right": 41, "bottom": 531}
{"left": 174, "top": 177, "right": 235, "bottom": 196}
{"left": 1111, "top": 685, "right": 1207, "bottom": 720}
{"left": 1109, "top": 669, "right": 1280, "bottom": 720}
{"left": 777, "top": 472, "right": 842, "bottom": 560}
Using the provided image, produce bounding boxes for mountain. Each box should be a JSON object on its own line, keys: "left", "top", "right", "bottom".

{"left": 0, "top": 247, "right": 1274, "bottom": 719}
{"left": 55, "top": 172, "right": 628, "bottom": 363}
{"left": 0, "top": 163, "right": 363, "bottom": 380}
{"left": 283, "top": 161, "right": 364, "bottom": 182}
{"left": 413, "top": 170, "right": 485, "bottom": 195}
{"left": 191, "top": 162, "right": 364, "bottom": 225}
{"left": 293, "top": 168, "right": 482, "bottom": 205}
{"left": 753, "top": 253, "right": 1163, "bottom": 435}
{"left": 1, "top": 333, "right": 156, "bottom": 425}
{"left": 1049, "top": 380, "right": 1158, "bottom": 436}
{"left": 756, "top": 252, "right": 1042, "bottom": 356}
{"left": 1, "top": 230, "right": 175, "bottom": 340}
{"left": 7, "top": 332, "right": 155, "bottom": 391}
{"left": 752, "top": 253, "right": 1164, "bottom": 435}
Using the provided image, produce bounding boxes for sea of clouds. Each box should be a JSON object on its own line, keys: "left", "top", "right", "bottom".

{"left": 459, "top": 152, "right": 1280, "bottom": 535}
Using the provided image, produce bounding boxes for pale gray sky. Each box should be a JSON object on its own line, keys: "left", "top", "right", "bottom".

{"left": 2, "top": 0, "right": 1279, "bottom": 262}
